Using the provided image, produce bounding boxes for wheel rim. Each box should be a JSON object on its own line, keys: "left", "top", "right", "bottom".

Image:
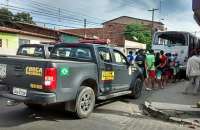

{"left": 80, "top": 91, "right": 93, "bottom": 113}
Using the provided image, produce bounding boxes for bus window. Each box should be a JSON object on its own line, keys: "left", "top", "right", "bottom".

{"left": 152, "top": 31, "right": 200, "bottom": 66}
{"left": 154, "top": 33, "right": 187, "bottom": 46}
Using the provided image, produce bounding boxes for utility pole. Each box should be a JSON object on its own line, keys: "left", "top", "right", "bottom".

{"left": 58, "top": 8, "right": 61, "bottom": 22}
{"left": 148, "top": 8, "right": 159, "bottom": 37}
{"left": 159, "top": 0, "right": 162, "bottom": 20}
{"left": 6, "top": 0, "right": 9, "bottom": 7}
{"left": 84, "top": 19, "right": 87, "bottom": 38}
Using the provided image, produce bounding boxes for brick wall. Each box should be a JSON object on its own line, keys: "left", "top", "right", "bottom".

{"left": 64, "top": 24, "right": 126, "bottom": 46}
{"left": 64, "top": 16, "right": 165, "bottom": 47}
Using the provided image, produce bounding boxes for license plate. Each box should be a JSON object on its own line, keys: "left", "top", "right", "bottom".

{"left": 13, "top": 87, "right": 27, "bottom": 97}
{"left": 0, "top": 64, "right": 7, "bottom": 79}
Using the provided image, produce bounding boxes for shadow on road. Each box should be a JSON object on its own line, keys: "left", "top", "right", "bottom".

{"left": 0, "top": 90, "right": 153, "bottom": 128}
{"left": 0, "top": 103, "right": 76, "bottom": 127}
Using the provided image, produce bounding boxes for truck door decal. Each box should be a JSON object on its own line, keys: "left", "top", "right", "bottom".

{"left": 101, "top": 71, "right": 115, "bottom": 81}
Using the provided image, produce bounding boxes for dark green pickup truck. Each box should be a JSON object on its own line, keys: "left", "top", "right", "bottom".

{"left": 0, "top": 42, "right": 143, "bottom": 118}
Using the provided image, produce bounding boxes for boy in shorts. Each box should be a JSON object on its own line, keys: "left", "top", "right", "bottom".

{"left": 146, "top": 49, "right": 156, "bottom": 89}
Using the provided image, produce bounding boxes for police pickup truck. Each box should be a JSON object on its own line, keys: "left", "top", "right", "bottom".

{"left": 0, "top": 42, "right": 143, "bottom": 118}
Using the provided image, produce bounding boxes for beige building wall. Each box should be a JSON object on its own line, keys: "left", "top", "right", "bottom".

{"left": 18, "top": 34, "right": 55, "bottom": 46}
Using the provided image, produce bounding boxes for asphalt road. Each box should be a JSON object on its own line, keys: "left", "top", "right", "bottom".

{"left": 0, "top": 86, "right": 193, "bottom": 130}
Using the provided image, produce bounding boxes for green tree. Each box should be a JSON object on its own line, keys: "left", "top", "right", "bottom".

{"left": 0, "top": 7, "right": 14, "bottom": 25}
{"left": 14, "top": 12, "right": 35, "bottom": 24}
{"left": 0, "top": 8, "right": 35, "bottom": 25}
{"left": 124, "top": 24, "right": 152, "bottom": 49}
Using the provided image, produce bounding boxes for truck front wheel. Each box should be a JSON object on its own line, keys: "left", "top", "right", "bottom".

{"left": 75, "top": 86, "right": 95, "bottom": 118}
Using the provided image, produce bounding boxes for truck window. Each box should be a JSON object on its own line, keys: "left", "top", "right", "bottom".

{"left": 51, "top": 46, "right": 92, "bottom": 61}
{"left": 17, "top": 46, "right": 44, "bottom": 58}
{"left": 97, "top": 47, "right": 112, "bottom": 63}
{"left": 113, "top": 50, "right": 127, "bottom": 65}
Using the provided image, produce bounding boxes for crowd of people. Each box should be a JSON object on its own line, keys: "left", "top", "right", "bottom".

{"left": 127, "top": 49, "right": 180, "bottom": 91}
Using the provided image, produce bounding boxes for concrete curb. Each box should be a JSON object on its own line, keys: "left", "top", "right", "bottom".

{"left": 143, "top": 101, "right": 200, "bottom": 127}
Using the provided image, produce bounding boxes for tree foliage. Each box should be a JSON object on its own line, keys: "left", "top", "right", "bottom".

{"left": 0, "top": 7, "right": 13, "bottom": 24}
{"left": 124, "top": 24, "right": 152, "bottom": 49}
{"left": 0, "top": 8, "right": 35, "bottom": 25}
{"left": 14, "top": 12, "right": 35, "bottom": 24}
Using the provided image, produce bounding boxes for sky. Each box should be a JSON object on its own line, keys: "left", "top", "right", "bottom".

{"left": 1, "top": 0, "right": 200, "bottom": 35}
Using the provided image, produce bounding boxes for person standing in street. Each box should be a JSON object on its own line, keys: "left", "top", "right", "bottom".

{"left": 155, "top": 52, "right": 162, "bottom": 88}
{"left": 133, "top": 51, "right": 138, "bottom": 62}
{"left": 146, "top": 49, "right": 156, "bottom": 89}
{"left": 127, "top": 51, "right": 134, "bottom": 64}
{"left": 185, "top": 50, "right": 200, "bottom": 95}
{"left": 159, "top": 50, "right": 167, "bottom": 87}
{"left": 135, "top": 49, "right": 149, "bottom": 90}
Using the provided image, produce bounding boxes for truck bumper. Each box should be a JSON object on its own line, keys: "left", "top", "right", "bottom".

{"left": 0, "top": 85, "right": 56, "bottom": 104}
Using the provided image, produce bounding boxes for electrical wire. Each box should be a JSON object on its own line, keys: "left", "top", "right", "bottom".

{"left": 0, "top": 13, "right": 83, "bottom": 29}
{"left": 0, "top": 3, "right": 102, "bottom": 26}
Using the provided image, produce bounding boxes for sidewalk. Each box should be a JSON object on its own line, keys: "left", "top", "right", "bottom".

{"left": 144, "top": 81, "right": 200, "bottom": 127}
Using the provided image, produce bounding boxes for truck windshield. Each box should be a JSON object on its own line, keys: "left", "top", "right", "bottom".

{"left": 17, "top": 46, "right": 44, "bottom": 58}
{"left": 51, "top": 46, "right": 92, "bottom": 61}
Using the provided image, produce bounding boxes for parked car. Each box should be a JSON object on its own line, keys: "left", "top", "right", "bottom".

{"left": 0, "top": 42, "right": 143, "bottom": 118}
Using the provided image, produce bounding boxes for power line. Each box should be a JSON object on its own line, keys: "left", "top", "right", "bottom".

{"left": 21, "top": 0, "right": 105, "bottom": 22}
{"left": 0, "top": 13, "right": 82, "bottom": 29}
{"left": 0, "top": 14, "right": 150, "bottom": 35}
{"left": 0, "top": 3, "right": 101, "bottom": 29}
{"left": 0, "top": 3, "right": 102, "bottom": 26}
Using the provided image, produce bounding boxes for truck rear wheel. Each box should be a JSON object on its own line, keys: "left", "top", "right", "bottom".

{"left": 75, "top": 86, "right": 95, "bottom": 118}
{"left": 130, "top": 78, "right": 143, "bottom": 99}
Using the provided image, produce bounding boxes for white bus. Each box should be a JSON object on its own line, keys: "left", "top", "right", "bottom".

{"left": 152, "top": 31, "right": 200, "bottom": 67}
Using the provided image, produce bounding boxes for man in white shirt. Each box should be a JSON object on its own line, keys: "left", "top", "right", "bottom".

{"left": 185, "top": 50, "right": 200, "bottom": 95}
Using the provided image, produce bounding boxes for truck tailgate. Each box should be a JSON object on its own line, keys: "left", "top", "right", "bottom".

{"left": 0, "top": 56, "right": 48, "bottom": 93}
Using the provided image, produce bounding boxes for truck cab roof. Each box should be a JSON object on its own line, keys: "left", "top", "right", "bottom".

{"left": 54, "top": 43, "right": 112, "bottom": 50}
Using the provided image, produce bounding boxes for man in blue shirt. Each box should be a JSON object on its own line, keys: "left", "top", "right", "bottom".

{"left": 127, "top": 51, "right": 134, "bottom": 64}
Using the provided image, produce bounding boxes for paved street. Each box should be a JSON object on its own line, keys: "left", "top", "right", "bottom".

{"left": 0, "top": 83, "right": 195, "bottom": 130}
{"left": 144, "top": 81, "right": 200, "bottom": 128}
{"left": 146, "top": 81, "right": 200, "bottom": 105}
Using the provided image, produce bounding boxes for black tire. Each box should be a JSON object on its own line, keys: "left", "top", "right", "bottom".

{"left": 24, "top": 103, "right": 43, "bottom": 109}
{"left": 75, "top": 86, "right": 95, "bottom": 118}
{"left": 130, "top": 78, "right": 143, "bottom": 99}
